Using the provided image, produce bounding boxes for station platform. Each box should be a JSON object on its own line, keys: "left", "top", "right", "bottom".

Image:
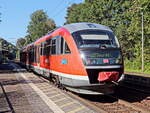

{"left": 0, "top": 63, "right": 95, "bottom": 113}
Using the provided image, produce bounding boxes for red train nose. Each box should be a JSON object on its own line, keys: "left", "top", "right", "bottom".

{"left": 98, "top": 71, "right": 119, "bottom": 82}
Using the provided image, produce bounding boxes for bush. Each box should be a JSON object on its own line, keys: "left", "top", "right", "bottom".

{"left": 125, "top": 59, "right": 150, "bottom": 74}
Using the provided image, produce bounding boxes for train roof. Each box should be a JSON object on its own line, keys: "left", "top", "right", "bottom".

{"left": 63, "top": 22, "right": 113, "bottom": 33}
{"left": 21, "top": 42, "right": 34, "bottom": 51}
{"left": 21, "top": 23, "right": 113, "bottom": 49}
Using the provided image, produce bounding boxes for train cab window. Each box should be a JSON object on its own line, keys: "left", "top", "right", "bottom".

{"left": 64, "top": 42, "right": 71, "bottom": 54}
{"left": 72, "top": 29, "right": 119, "bottom": 49}
{"left": 51, "top": 39, "right": 56, "bottom": 54}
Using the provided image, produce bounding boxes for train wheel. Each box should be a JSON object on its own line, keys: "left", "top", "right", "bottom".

{"left": 48, "top": 73, "right": 53, "bottom": 82}
{"left": 54, "top": 76, "right": 60, "bottom": 87}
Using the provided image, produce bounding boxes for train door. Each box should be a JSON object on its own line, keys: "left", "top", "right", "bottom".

{"left": 34, "top": 46, "right": 37, "bottom": 64}
{"left": 36, "top": 44, "right": 40, "bottom": 67}
{"left": 44, "top": 39, "right": 51, "bottom": 68}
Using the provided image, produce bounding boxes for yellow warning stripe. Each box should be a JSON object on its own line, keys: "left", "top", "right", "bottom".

{"left": 67, "top": 106, "right": 85, "bottom": 113}
{"left": 41, "top": 88, "right": 55, "bottom": 92}
{"left": 54, "top": 97, "right": 67, "bottom": 103}
{"left": 38, "top": 86, "right": 54, "bottom": 89}
{"left": 44, "top": 90, "right": 57, "bottom": 95}
{"left": 60, "top": 101, "right": 75, "bottom": 108}
{"left": 49, "top": 94, "right": 62, "bottom": 98}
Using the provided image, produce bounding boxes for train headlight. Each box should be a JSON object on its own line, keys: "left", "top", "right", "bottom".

{"left": 80, "top": 53, "right": 87, "bottom": 65}
{"left": 80, "top": 53, "right": 85, "bottom": 59}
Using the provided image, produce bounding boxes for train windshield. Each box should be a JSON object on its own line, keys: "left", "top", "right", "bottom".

{"left": 72, "top": 30, "right": 119, "bottom": 49}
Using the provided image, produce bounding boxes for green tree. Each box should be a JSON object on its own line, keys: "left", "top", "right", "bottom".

{"left": 27, "top": 10, "right": 56, "bottom": 44}
{"left": 0, "top": 38, "right": 16, "bottom": 62}
{"left": 65, "top": 0, "right": 150, "bottom": 72}
{"left": 16, "top": 38, "right": 26, "bottom": 49}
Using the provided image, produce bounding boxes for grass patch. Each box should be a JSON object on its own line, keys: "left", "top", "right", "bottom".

{"left": 124, "top": 59, "right": 150, "bottom": 74}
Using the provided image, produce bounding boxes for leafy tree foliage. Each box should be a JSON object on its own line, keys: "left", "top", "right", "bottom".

{"left": 16, "top": 38, "right": 26, "bottom": 49}
{"left": 26, "top": 10, "right": 56, "bottom": 44}
{"left": 65, "top": 0, "right": 150, "bottom": 71}
{"left": 0, "top": 38, "right": 16, "bottom": 62}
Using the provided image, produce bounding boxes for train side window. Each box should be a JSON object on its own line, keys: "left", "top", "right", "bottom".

{"left": 43, "top": 42, "right": 46, "bottom": 55}
{"left": 31, "top": 47, "right": 34, "bottom": 62}
{"left": 34, "top": 46, "right": 37, "bottom": 63}
{"left": 49, "top": 39, "right": 52, "bottom": 54}
{"left": 40, "top": 43, "right": 44, "bottom": 56}
{"left": 48, "top": 39, "right": 52, "bottom": 55}
{"left": 60, "top": 37, "right": 64, "bottom": 54}
{"left": 54, "top": 35, "right": 61, "bottom": 55}
{"left": 51, "top": 39, "right": 56, "bottom": 54}
{"left": 46, "top": 39, "right": 51, "bottom": 55}
{"left": 64, "top": 42, "right": 71, "bottom": 54}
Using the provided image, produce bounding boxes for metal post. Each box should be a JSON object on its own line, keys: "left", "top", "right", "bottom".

{"left": 141, "top": 12, "right": 144, "bottom": 72}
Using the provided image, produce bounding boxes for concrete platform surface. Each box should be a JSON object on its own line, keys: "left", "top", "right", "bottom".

{"left": 0, "top": 63, "right": 95, "bottom": 113}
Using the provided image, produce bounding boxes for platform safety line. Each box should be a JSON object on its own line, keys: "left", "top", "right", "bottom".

{"left": 37, "top": 85, "right": 55, "bottom": 89}
{"left": 38, "top": 86, "right": 55, "bottom": 91}
{"left": 41, "top": 88, "right": 56, "bottom": 93}
{"left": 49, "top": 93, "right": 62, "bottom": 98}
{"left": 44, "top": 90, "right": 57, "bottom": 95}
{"left": 67, "top": 106, "right": 85, "bottom": 113}
{"left": 60, "top": 101, "right": 75, "bottom": 108}
{"left": 53, "top": 97, "right": 67, "bottom": 103}
{"left": 11, "top": 64, "right": 65, "bottom": 113}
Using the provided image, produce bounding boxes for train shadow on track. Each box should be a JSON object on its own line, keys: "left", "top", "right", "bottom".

{"left": 76, "top": 93, "right": 118, "bottom": 103}
{"left": 73, "top": 84, "right": 150, "bottom": 104}
{"left": 114, "top": 85, "right": 150, "bottom": 103}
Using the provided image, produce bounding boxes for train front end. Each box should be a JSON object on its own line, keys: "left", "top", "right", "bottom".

{"left": 69, "top": 23, "right": 124, "bottom": 94}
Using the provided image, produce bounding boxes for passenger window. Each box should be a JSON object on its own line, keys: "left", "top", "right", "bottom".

{"left": 43, "top": 42, "right": 47, "bottom": 55}
{"left": 51, "top": 39, "right": 56, "bottom": 54}
{"left": 48, "top": 39, "right": 52, "bottom": 54}
{"left": 40, "top": 43, "right": 44, "bottom": 55}
{"left": 61, "top": 37, "right": 64, "bottom": 54}
{"left": 45, "top": 39, "right": 51, "bottom": 55}
{"left": 64, "top": 42, "right": 71, "bottom": 54}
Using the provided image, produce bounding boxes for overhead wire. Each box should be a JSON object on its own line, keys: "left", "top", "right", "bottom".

{"left": 49, "top": 0, "right": 65, "bottom": 16}
{"left": 51, "top": 0, "right": 75, "bottom": 18}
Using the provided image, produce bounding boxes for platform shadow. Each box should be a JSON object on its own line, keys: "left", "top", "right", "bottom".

{"left": 0, "top": 63, "right": 28, "bottom": 74}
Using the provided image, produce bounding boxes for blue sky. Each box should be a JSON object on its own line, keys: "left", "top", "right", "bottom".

{"left": 0, "top": 0, "right": 84, "bottom": 45}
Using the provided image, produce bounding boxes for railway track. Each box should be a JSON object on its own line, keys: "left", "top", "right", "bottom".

{"left": 67, "top": 92, "right": 143, "bottom": 113}
{"left": 115, "top": 83, "right": 150, "bottom": 113}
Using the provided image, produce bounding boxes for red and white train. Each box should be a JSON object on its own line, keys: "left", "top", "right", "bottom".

{"left": 20, "top": 23, "right": 124, "bottom": 94}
